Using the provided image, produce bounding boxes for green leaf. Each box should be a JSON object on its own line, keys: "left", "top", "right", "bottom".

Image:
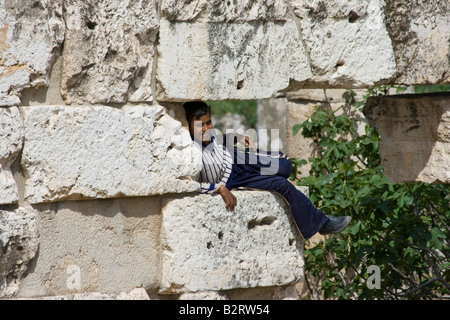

{"left": 429, "top": 227, "right": 446, "bottom": 250}
{"left": 292, "top": 123, "right": 303, "bottom": 136}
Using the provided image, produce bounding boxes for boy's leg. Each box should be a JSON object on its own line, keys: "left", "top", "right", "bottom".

{"left": 231, "top": 174, "right": 329, "bottom": 240}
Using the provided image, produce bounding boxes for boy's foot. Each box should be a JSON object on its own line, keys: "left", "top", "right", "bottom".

{"left": 319, "top": 216, "right": 352, "bottom": 235}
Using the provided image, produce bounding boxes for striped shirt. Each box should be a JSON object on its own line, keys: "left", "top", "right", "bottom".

{"left": 194, "top": 132, "right": 233, "bottom": 194}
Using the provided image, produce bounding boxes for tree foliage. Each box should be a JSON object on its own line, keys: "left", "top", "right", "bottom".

{"left": 291, "top": 86, "right": 450, "bottom": 300}
{"left": 208, "top": 100, "right": 258, "bottom": 129}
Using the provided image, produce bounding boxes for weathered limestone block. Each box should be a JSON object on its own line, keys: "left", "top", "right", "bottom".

{"left": 0, "top": 207, "right": 39, "bottom": 298}
{"left": 161, "top": 0, "right": 289, "bottom": 22}
{"left": 0, "top": 0, "right": 64, "bottom": 106}
{"left": 156, "top": 18, "right": 312, "bottom": 101}
{"left": 157, "top": 0, "right": 397, "bottom": 101}
{"left": 160, "top": 190, "right": 305, "bottom": 294}
{"left": 14, "top": 197, "right": 161, "bottom": 298}
{"left": 61, "top": 0, "right": 159, "bottom": 104}
{"left": 384, "top": 0, "right": 450, "bottom": 85}
{"left": 364, "top": 92, "right": 450, "bottom": 183}
{"left": 21, "top": 105, "right": 202, "bottom": 203}
{"left": 0, "top": 106, "right": 23, "bottom": 204}
{"left": 290, "top": 0, "right": 397, "bottom": 88}
{"left": 157, "top": 0, "right": 312, "bottom": 101}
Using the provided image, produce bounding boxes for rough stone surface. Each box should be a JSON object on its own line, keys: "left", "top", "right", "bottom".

{"left": 0, "top": 106, "right": 23, "bottom": 204}
{"left": 2, "top": 0, "right": 449, "bottom": 105}
{"left": 14, "top": 197, "right": 161, "bottom": 298}
{"left": 364, "top": 92, "right": 450, "bottom": 183}
{"left": 160, "top": 190, "right": 305, "bottom": 294}
{"left": 290, "top": 0, "right": 397, "bottom": 88}
{"left": 21, "top": 105, "right": 202, "bottom": 203}
{"left": 384, "top": 0, "right": 450, "bottom": 85}
{"left": 156, "top": 18, "right": 312, "bottom": 101}
{"left": 161, "top": 0, "right": 289, "bottom": 22}
{"left": 157, "top": 0, "right": 398, "bottom": 101}
{"left": 0, "top": 206, "right": 39, "bottom": 298}
{"left": 0, "top": 0, "right": 64, "bottom": 106}
{"left": 61, "top": 0, "right": 159, "bottom": 105}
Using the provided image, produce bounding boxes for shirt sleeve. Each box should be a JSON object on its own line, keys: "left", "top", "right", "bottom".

{"left": 198, "top": 147, "right": 233, "bottom": 195}
{"left": 199, "top": 182, "right": 221, "bottom": 194}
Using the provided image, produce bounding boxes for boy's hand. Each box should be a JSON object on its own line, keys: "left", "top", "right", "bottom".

{"left": 218, "top": 185, "right": 237, "bottom": 211}
{"left": 242, "top": 135, "right": 256, "bottom": 151}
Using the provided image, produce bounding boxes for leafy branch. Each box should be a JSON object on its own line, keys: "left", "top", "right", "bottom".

{"left": 291, "top": 86, "right": 450, "bottom": 300}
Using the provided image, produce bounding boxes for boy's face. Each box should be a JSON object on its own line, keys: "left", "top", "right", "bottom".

{"left": 190, "top": 113, "right": 213, "bottom": 144}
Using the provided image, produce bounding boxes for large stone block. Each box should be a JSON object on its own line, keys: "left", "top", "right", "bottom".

{"left": 0, "top": 0, "right": 64, "bottom": 106}
{"left": 290, "top": 0, "right": 397, "bottom": 88}
{"left": 13, "top": 197, "right": 161, "bottom": 298}
{"left": 161, "top": 0, "right": 289, "bottom": 22}
{"left": 364, "top": 92, "right": 450, "bottom": 183}
{"left": 0, "top": 106, "right": 23, "bottom": 204}
{"left": 156, "top": 18, "right": 311, "bottom": 101}
{"left": 61, "top": 0, "right": 159, "bottom": 104}
{"left": 160, "top": 190, "right": 305, "bottom": 294}
{"left": 157, "top": 0, "right": 397, "bottom": 101}
{"left": 21, "top": 105, "right": 202, "bottom": 203}
{"left": 384, "top": 0, "right": 450, "bottom": 85}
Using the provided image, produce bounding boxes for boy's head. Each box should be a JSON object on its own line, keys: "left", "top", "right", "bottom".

{"left": 183, "top": 101, "right": 213, "bottom": 143}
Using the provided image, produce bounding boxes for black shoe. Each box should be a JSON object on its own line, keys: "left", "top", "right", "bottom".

{"left": 319, "top": 216, "right": 352, "bottom": 235}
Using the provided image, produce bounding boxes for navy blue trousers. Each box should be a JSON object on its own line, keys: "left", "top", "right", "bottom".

{"left": 227, "top": 148, "right": 329, "bottom": 240}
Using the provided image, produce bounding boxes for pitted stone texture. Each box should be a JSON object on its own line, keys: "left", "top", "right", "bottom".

{"left": 0, "top": 207, "right": 39, "bottom": 298}
{"left": 364, "top": 92, "right": 450, "bottom": 183}
{"left": 290, "top": 0, "right": 397, "bottom": 88}
{"left": 156, "top": 19, "right": 312, "bottom": 101}
{"left": 0, "top": 0, "right": 64, "bottom": 106}
{"left": 157, "top": 0, "right": 397, "bottom": 101}
{"left": 384, "top": 0, "right": 450, "bottom": 85}
{"left": 61, "top": 0, "right": 159, "bottom": 104}
{"left": 161, "top": 0, "right": 289, "bottom": 22}
{"left": 0, "top": 107, "right": 23, "bottom": 204}
{"left": 21, "top": 105, "right": 202, "bottom": 203}
{"left": 160, "top": 190, "right": 304, "bottom": 294}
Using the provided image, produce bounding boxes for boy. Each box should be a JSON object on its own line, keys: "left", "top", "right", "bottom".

{"left": 183, "top": 101, "right": 351, "bottom": 240}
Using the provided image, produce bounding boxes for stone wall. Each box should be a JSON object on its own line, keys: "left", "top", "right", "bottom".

{"left": 364, "top": 92, "right": 450, "bottom": 183}
{"left": 1, "top": 0, "right": 449, "bottom": 299}
{"left": 2, "top": 0, "right": 449, "bottom": 107}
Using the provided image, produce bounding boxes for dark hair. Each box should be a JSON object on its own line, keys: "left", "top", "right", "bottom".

{"left": 183, "top": 101, "right": 211, "bottom": 124}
